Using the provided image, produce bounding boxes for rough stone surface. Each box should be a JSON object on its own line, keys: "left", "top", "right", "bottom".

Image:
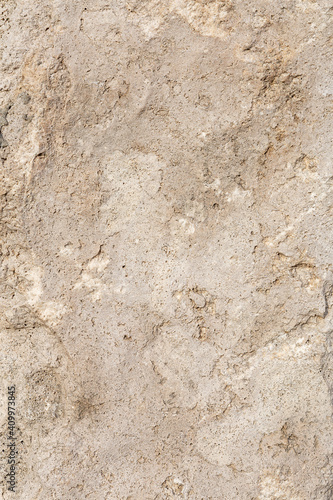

{"left": 0, "top": 1, "right": 333, "bottom": 498}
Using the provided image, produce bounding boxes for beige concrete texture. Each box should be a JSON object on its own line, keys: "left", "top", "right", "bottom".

{"left": 0, "top": 0, "right": 333, "bottom": 498}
